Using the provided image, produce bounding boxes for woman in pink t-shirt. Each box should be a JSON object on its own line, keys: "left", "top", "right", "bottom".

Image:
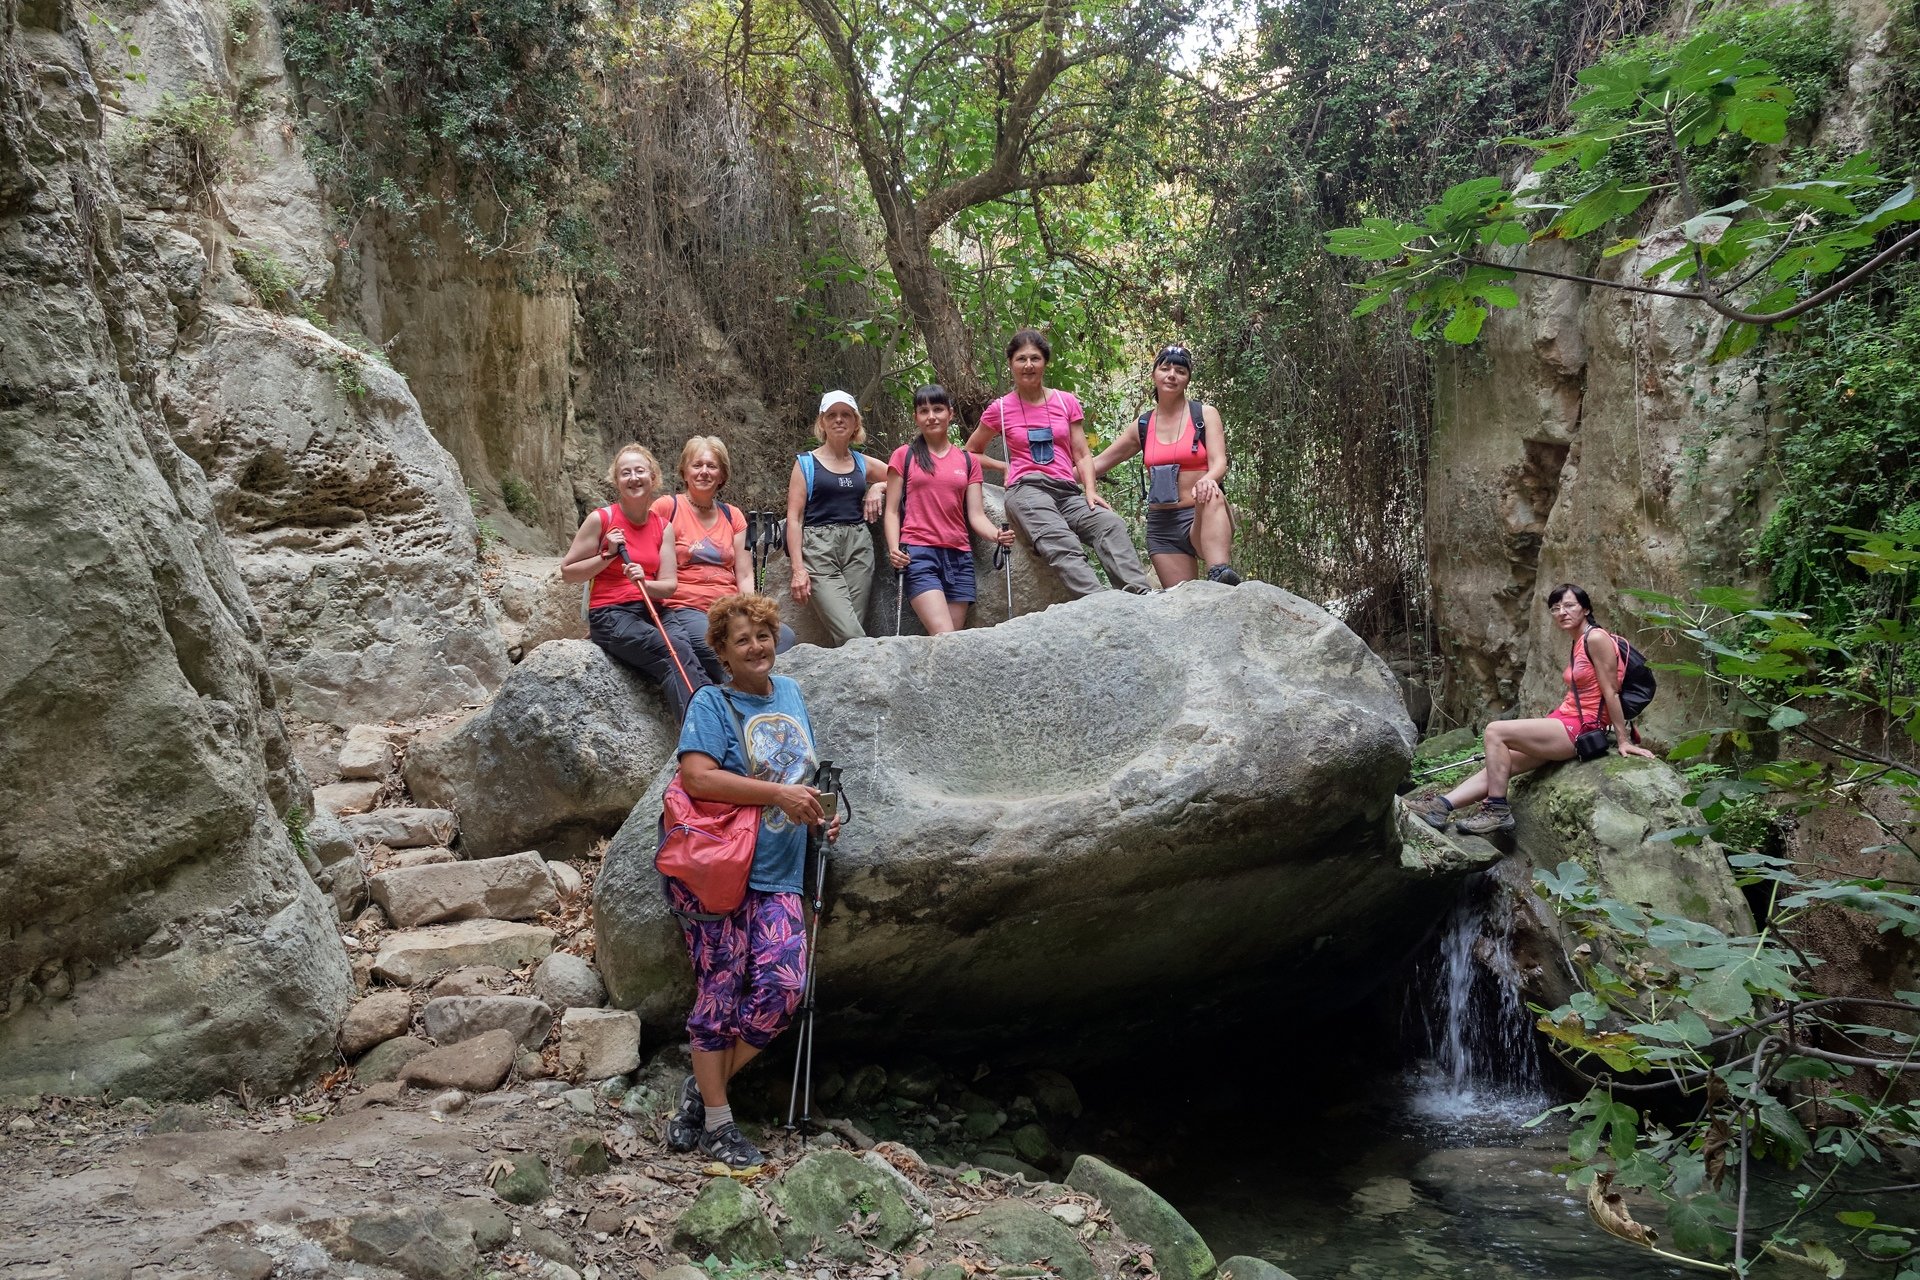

{"left": 884, "top": 384, "right": 1015, "bottom": 634}
{"left": 963, "top": 329, "right": 1152, "bottom": 598}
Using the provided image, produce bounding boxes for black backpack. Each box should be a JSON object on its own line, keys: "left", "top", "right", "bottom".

{"left": 1578, "top": 629, "right": 1658, "bottom": 721}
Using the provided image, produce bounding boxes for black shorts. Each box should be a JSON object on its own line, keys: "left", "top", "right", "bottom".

{"left": 1146, "top": 506, "right": 1196, "bottom": 558}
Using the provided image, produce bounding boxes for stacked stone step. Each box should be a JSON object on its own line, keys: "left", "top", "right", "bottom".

{"left": 312, "top": 723, "right": 639, "bottom": 1099}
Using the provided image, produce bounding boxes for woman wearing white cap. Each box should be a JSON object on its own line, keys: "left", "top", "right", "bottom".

{"left": 784, "top": 390, "right": 891, "bottom": 645}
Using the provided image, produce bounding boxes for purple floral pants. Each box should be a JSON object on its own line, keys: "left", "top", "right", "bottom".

{"left": 666, "top": 878, "right": 808, "bottom": 1052}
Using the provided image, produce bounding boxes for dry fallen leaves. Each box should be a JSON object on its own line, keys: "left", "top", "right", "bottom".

{"left": 484, "top": 1157, "right": 516, "bottom": 1186}
{"left": 1586, "top": 1170, "right": 1656, "bottom": 1247}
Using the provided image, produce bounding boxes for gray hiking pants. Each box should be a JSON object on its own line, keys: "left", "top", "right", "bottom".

{"left": 1004, "top": 477, "right": 1152, "bottom": 597}
{"left": 799, "top": 522, "right": 875, "bottom": 645}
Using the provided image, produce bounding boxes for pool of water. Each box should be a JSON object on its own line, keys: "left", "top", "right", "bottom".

{"left": 1130, "top": 1064, "right": 1688, "bottom": 1280}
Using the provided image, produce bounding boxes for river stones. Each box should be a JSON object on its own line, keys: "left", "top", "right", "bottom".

{"left": 672, "top": 1177, "right": 780, "bottom": 1265}
{"left": 596, "top": 584, "right": 1472, "bottom": 1055}
{"left": 1066, "top": 1155, "right": 1216, "bottom": 1280}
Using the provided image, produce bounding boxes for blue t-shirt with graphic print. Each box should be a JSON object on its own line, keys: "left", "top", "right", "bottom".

{"left": 676, "top": 676, "right": 818, "bottom": 894}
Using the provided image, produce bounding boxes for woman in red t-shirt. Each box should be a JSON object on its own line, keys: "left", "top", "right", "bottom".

{"left": 1411, "top": 583, "right": 1653, "bottom": 834}
{"left": 963, "top": 329, "right": 1152, "bottom": 598}
{"left": 884, "top": 384, "right": 1015, "bottom": 634}
{"left": 560, "top": 443, "right": 706, "bottom": 720}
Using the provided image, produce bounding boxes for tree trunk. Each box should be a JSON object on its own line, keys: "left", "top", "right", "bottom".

{"left": 886, "top": 230, "right": 994, "bottom": 426}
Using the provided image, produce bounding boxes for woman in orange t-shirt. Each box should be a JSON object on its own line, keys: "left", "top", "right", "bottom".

{"left": 653, "top": 436, "right": 793, "bottom": 681}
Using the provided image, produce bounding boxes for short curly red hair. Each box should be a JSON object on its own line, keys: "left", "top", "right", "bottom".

{"left": 705, "top": 593, "right": 783, "bottom": 661}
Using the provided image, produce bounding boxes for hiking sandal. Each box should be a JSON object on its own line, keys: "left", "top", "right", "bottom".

{"left": 666, "top": 1074, "right": 703, "bottom": 1153}
{"left": 698, "top": 1120, "right": 764, "bottom": 1170}
{"left": 1206, "top": 564, "right": 1243, "bottom": 586}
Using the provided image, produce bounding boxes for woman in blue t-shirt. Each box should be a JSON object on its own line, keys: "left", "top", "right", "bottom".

{"left": 662, "top": 592, "right": 838, "bottom": 1170}
{"left": 784, "top": 390, "right": 890, "bottom": 645}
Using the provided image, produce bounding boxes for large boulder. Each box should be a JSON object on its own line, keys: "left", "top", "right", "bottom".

{"left": 160, "top": 304, "right": 512, "bottom": 726}
{"left": 1495, "top": 756, "right": 1756, "bottom": 1009}
{"left": 597, "top": 584, "right": 1474, "bottom": 1055}
{"left": 405, "top": 641, "right": 679, "bottom": 859}
{"left": 766, "top": 484, "right": 1077, "bottom": 643}
{"left": 0, "top": 6, "right": 351, "bottom": 1098}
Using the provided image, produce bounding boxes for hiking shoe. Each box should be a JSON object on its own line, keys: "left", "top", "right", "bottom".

{"left": 1455, "top": 802, "right": 1515, "bottom": 835}
{"left": 697, "top": 1120, "right": 764, "bottom": 1170}
{"left": 666, "top": 1074, "right": 703, "bottom": 1153}
{"left": 1121, "top": 583, "right": 1156, "bottom": 595}
{"left": 1207, "top": 564, "right": 1243, "bottom": 586}
{"left": 1407, "top": 794, "right": 1452, "bottom": 830}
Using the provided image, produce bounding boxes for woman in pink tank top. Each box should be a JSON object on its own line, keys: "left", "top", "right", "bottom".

{"left": 1408, "top": 583, "right": 1653, "bottom": 834}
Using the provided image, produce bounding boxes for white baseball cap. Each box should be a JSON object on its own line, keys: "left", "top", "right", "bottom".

{"left": 818, "top": 390, "right": 861, "bottom": 416}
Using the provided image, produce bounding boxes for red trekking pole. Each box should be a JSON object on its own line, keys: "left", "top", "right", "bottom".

{"left": 615, "top": 540, "right": 697, "bottom": 698}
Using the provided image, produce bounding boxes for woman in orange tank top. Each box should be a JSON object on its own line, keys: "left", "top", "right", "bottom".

{"left": 1410, "top": 583, "right": 1653, "bottom": 834}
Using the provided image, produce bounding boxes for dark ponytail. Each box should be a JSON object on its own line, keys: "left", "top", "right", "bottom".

{"left": 909, "top": 384, "right": 950, "bottom": 478}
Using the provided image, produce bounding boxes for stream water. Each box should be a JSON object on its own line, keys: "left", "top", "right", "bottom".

{"left": 1079, "top": 881, "right": 1732, "bottom": 1279}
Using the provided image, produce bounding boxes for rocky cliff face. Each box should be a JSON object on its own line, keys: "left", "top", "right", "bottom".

{"left": 0, "top": 0, "right": 350, "bottom": 1096}
{"left": 1426, "top": 0, "right": 1900, "bottom": 741}
{"left": 97, "top": 0, "right": 509, "bottom": 725}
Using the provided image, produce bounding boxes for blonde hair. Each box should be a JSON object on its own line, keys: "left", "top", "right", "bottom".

{"left": 706, "top": 593, "right": 784, "bottom": 663}
{"left": 812, "top": 403, "right": 867, "bottom": 446}
{"left": 604, "top": 443, "right": 662, "bottom": 494}
{"left": 678, "top": 436, "right": 732, "bottom": 489}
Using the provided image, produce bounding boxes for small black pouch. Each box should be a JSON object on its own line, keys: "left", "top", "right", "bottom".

{"left": 1574, "top": 728, "right": 1610, "bottom": 761}
{"left": 1147, "top": 463, "right": 1182, "bottom": 506}
{"left": 1024, "top": 426, "right": 1056, "bottom": 467}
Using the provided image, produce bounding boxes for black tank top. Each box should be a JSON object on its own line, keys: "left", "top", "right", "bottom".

{"left": 804, "top": 453, "right": 868, "bottom": 525}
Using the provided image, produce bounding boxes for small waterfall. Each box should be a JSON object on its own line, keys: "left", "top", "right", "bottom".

{"left": 1406, "top": 880, "right": 1546, "bottom": 1125}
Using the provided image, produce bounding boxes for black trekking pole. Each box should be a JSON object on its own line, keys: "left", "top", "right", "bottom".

{"left": 786, "top": 760, "right": 850, "bottom": 1130}
{"left": 747, "top": 512, "right": 771, "bottom": 592}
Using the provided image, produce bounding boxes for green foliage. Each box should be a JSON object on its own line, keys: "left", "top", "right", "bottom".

{"left": 283, "top": 805, "right": 310, "bottom": 861}
{"left": 1327, "top": 18, "right": 1917, "bottom": 351}
{"left": 1184, "top": 0, "right": 1588, "bottom": 629}
{"left": 276, "top": 0, "right": 619, "bottom": 275}
{"left": 231, "top": 247, "right": 305, "bottom": 313}
{"left": 327, "top": 353, "right": 370, "bottom": 401}
{"left": 120, "top": 88, "right": 234, "bottom": 190}
{"left": 500, "top": 473, "right": 540, "bottom": 523}
{"left": 1537, "top": 549, "right": 1920, "bottom": 1271}
{"left": 227, "top": 0, "right": 259, "bottom": 46}
{"left": 1757, "top": 262, "right": 1920, "bottom": 642}
{"left": 83, "top": 6, "right": 147, "bottom": 88}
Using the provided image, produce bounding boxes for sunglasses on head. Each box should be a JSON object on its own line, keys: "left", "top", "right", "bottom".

{"left": 1156, "top": 346, "right": 1192, "bottom": 368}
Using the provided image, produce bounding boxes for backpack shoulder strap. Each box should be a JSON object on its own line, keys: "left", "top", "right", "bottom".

{"left": 1189, "top": 400, "right": 1206, "bottom": 454}
{"left": 1137, "top": 410, "right": 1152, "bottom": 449}
{"left": 716, "top": 690, "right": 753, "bottom": 769}
{"left": 798, "top": 451, "right": 816, "bottom": 500}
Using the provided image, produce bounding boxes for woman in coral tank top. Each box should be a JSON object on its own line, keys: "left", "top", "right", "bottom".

{"left": 1411, "top": 583, "right": 1653, "bottom": 834}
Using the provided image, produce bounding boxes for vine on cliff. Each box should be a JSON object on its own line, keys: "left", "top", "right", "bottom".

{"left": 276, "top": 0, "right": 620, "bottom": 275}
{"left": 1182, "top": 0, "right": 1621, "bottom": 641}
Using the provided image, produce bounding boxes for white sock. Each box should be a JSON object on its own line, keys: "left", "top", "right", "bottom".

{"left": 704, "top": 1103, "right": 734, "bottom": 1132}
